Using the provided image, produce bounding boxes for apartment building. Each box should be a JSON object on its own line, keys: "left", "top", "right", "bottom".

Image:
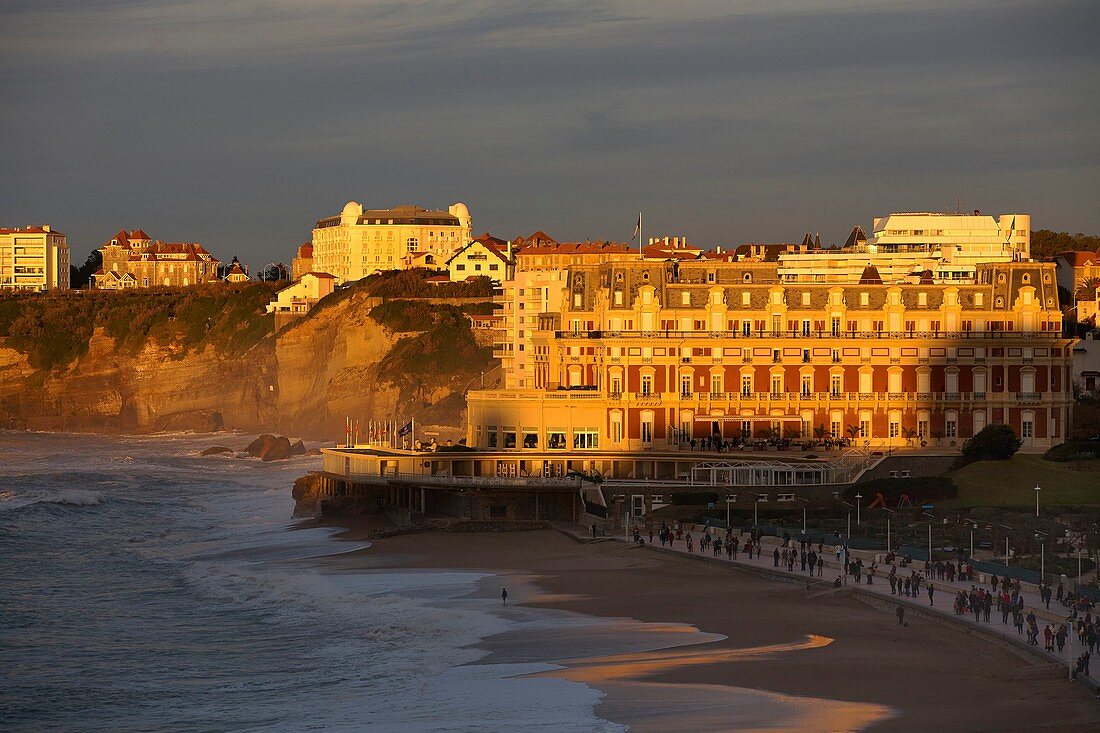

{"left": 311, "top": 201, "right": 472, "bottom": 284}
{"left": 0, "top": 225, "right": 70, "bottom": 291}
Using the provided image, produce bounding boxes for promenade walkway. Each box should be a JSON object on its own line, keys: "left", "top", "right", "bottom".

{"left": 560, "top": 522, "right": 1098, "bottom": 693}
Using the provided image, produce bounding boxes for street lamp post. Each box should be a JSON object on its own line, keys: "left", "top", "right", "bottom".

{"left": 802, "top": 506, "right": 807, "bottom": 534}
{"left": 726, "top": 495, "right": 732, "bottom": 528}
{"left": 1034, "top": 485, "right": 1041, "bottom": 518}
{"left": 754, "top": 498, "right": 759, "bottom": 528}
{"left": 847, "top": 512, "right": 851, "bottom": 540}
{"left": 970, "top": 529, "right": 974, "bottom": 559}
{"left": 886, "top": 515, "right": 891, "bottom": 553}
{"left": 1005, "top": 536, "right": 1010, "bottom": 566}
{"left": 855, "top": 493, "right": 862, "bottom": 526}
{"left": 1041, "top": 542, "right": 1045, "bottom": 581}
{"left": 928, "top": 523, "right": 932, "bottom": 563}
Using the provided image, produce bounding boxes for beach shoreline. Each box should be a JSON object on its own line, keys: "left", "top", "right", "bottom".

{"left": 313, "top": 525, "right": 1100, "bottom": 732}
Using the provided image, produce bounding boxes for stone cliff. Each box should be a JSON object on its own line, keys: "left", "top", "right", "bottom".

{"left": 0, "top": 278, "right": 496, "bottom": 441}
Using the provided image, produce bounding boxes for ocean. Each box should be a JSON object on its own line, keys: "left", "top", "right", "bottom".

{"left": 0, "top": 432, "right": 622, "bottom": 732}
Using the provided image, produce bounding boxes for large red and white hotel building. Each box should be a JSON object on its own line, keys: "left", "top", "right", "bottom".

{"left": 466, "top": 212, "right": 1075, "bottom": 457}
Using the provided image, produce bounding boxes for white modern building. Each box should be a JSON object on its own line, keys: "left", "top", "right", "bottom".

{"left": 0, "top": 225, "right": 70, "bottom": 291}
{"left": 775, "top": 211, "right": 1030, "bottom": 284}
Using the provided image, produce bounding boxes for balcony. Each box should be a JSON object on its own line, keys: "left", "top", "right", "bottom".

{"left": 1017, "top": 392, "right": 1042, "bottom": 404}
{"left": 973, "top": 391, "right": 987, "bottom": 399}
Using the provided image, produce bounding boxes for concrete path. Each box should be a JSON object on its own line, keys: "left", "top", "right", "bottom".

{"left": 560, "top": 522, "right": 1098, "bottom": 692}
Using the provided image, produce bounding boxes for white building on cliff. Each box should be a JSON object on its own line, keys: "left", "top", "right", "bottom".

{"left": 310, "top": 201, "right": 472, "bottom": 284}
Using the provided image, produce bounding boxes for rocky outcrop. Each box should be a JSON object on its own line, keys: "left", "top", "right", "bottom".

{"left": 292, "top": 473, "right": 326, "bottom": 517}
{"left": 0, "top": 287, "right": 491, "bottom": 442}
{"left": 245, "top": 434, "right": 294, "bottom": 461}
{"left": 200, "top": 445, "right": 233, "bottom": 456}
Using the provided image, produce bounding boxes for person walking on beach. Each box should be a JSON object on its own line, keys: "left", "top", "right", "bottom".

{"left": 896, "top": 605, "right": 906, "bottom": 626}
{"left": 774, "top": 547, "right": 781, "bottom": 567}
{"left": 501, "top": 588, "right": 508, "bottom": 606}
{"left": 991, "top": 573, "right": 999, "bottom": 594}
{"left": 927, "top": 583, "right": 934, "bottom": 606}
{"left": 816, "top": 555, "right": 824, "bottom": 577}
{"left": 1044, "top": 624, "right": 1055, "bottom": 652}
{"left": 1056, "top": 624, "right": 1068, "bottom": 653}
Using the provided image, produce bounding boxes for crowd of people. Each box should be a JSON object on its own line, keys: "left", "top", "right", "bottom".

{"left": 631, "top": 520, "right": 1098, "bottom": 687}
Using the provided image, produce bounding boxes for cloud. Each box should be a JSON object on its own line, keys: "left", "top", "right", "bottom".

{"left": 0, "top": 0, "right": 1097, "bottom": 260}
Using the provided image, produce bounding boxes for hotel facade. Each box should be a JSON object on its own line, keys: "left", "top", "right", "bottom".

{"left": 310, "top": 201, "right": 472, "bottom": 284}
{"left": 0, "top": 225, "right": 70, "bottom": 291}
{"left": 468, "top": 215, "right": 1073, "bottom": 458}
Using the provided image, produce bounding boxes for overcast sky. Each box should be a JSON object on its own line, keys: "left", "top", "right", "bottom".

{"left": 2, "top": 0, "right": 1098, "bottom": 265}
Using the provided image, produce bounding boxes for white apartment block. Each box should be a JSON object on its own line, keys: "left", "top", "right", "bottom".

{"left": 0, "top": 225, "right": 70, "bottom": 291}
{"left": 776, "top": 211, "right": 1030, "bottom": 284}
{"left": 311, "top": 201, "right": 472, "bottom": 284}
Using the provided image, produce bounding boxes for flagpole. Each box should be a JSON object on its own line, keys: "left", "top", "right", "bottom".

{"left": 639, "top": 211, "right": 643, "bottom": 258}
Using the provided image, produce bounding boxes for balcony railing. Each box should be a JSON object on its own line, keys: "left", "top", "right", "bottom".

{"left": 553, "top": 329, "right": 1059, "bottom": 341}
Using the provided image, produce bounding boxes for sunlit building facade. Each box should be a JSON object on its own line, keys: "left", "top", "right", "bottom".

{"left": 311, "top": 201, "right": 472, "bottom": 284}
{"left": 0, "top": 225, "right": 70, "bottom": 291}
{"left": 469, "top": 247, "right": 1074, "bottom": 454}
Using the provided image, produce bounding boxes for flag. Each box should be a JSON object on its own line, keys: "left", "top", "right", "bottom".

{"left": 398, "top": 421, "right": 413, "bottom": 437}
{"left": 631, "top": 213, "right": 641, "bottom": 241}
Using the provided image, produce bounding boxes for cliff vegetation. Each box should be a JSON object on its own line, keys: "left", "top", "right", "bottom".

{"left": 0, "top": 271, "right": 495, "bottom": 439}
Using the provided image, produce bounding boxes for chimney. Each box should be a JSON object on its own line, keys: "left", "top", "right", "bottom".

{"left": 664, "top": 236, "right": 669, "bottom": 247}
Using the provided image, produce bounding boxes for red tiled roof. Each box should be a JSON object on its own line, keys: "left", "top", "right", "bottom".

{"left": 306, "top": 271, "right": 336, "bottom": 279}
{"left": 516, "top": 241, "right": 631, "bottom": 256}
{"left": 297, "top": 242, "right": 314, "bottom": 258}
{"left": 0, "top": 226, "right": 64, "bottom": 235}
{"left": 472, "top": 232, "right": 508, "bottom": 248}
{"left": 1056, "top": 251, "right": 1098, "bottom": 267}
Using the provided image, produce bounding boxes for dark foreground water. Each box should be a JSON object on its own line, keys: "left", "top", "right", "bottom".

{"left": 0, "top": 432, "right": 615, "bottom": 732}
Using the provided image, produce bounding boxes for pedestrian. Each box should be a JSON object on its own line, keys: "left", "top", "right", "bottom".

{"left": 502, "top": 588, "right": 508, "bottom": 606}
{"left": 1044, "top": 624, "right": 1054, "bottom": 652}
{"left": 991, "top": 573, "right": 999, "bottom": 593}
{"left": 816, "top": 555, "right": 824, "bottom": 577}
{"left": 896, "top": 605, "right": 906, "bottom": 626}
{"left": 774, "top": 547, "right": 780, "bottom": 567}
{"left": 1056, "top": 624, "right": 1067, "bottom": 653}
{"left": 927, "top": 583, "right": 934, "bottom": 606}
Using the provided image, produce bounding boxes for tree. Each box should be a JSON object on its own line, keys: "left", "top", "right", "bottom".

{"left": 70, "top": 250, "right": 102, "bottom": 289}
{"left": 1075, "top": 276, "right": 1100, "bottom": 301}
{"left": 958, "top": 424, "right": 1021, "bottom": 467}
{"left": 902, "top": 426, "right": 917, "bottom": 446}
{"left": 846, "top": 424, "right": 861, "bottom": 440}
{"left": 813, "top": 424, "right": 829, "bottom": 440}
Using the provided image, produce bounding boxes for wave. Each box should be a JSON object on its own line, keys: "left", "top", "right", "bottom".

{"left": 0, "top": 489, "right": 106, "bottom": 511}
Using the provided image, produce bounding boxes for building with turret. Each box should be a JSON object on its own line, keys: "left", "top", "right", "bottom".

{"left": 93, "top": 229, "right": 220, "bottom": 289}
{"left": 311, "top": 201, "right": 472, "bottom": 284}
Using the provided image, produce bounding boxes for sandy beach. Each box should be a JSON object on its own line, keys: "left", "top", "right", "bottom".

{"left": 318, "top": 525, "right": 1100, "bottom": 732}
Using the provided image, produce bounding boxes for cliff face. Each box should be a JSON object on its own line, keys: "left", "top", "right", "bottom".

{"left": 0, "top": 284, "right": 493, "bottom": 441}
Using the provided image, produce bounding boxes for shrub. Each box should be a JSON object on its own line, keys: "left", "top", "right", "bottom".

{"left": 1044, "top": 440, "right": 1100, "bottom": 462}
{"left": 956, "top": 424, "right": 1021, "bottom": 467}
{"left": 843, "top": 476, "right": 957, "bottom": 504}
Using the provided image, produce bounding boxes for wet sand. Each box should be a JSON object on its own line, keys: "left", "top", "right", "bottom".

{"left": 323, "top": 526, "right": 1099, "bottom": 732}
